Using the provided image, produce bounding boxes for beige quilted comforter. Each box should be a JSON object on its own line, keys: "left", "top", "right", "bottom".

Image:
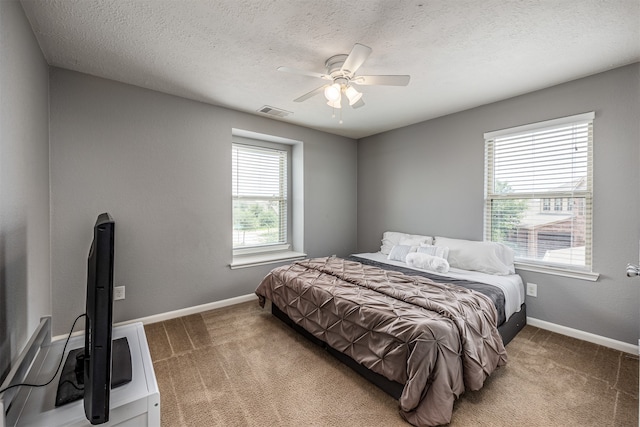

{"left": 255, "top": 256, "right": 507, "bottom": 426}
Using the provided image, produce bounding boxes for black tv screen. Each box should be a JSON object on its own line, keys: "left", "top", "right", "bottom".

{"left": 55, "top": 213, "right": 131, "bottom": 425}
{"left": 84, "top": 212, "right": 115, "bottom": 424}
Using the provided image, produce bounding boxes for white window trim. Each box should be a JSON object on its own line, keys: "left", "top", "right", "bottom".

{"left": 484, "top": 112, "right": 595, "bottom": 140}
{"left": 229, "top": 250, "right": 306, "bottom": 269}
{"left": 515, "top": 261, "right": 599, "bottom": 281}
{"left": 230, "top": 129, "right": 304, "bottom": 268}
{"left": 233, "top": 243, "right": 291, "bottom": 256}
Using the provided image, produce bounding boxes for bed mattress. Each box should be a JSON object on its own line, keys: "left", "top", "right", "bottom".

{"left": 353, "top": 251, "right": 525, "bottom": 323}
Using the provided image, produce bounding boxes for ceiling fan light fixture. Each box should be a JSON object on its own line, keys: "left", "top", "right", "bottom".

{"left": 324, "top": 83, "right": 341, "bottom": 102}
{"left": 345, "top": 85, "right": 363, "bottom": 105}
{"left": 327, "top": 98, "right": 342, "bottom": 109}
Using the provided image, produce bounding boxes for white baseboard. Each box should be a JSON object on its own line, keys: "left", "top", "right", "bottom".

{"left": 57, "top": 297, "right": 638, "bottom": 357}
{"left": 122, "top": 300, "right": 639, "bottom": 355}
{"left": 527, "top": 317, "right": 638, "bottom": 355}
{"left": 52, "top": 294, "right": 260, "bottom": 342}
{"left": 115, "top": 293, "right": 259, "bottom": 327}
{"left": 127, "top": 301, "right": 638, "bottom": 355}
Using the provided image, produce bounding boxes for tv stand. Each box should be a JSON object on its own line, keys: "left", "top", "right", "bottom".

{"left": 0, "top": 319, "right": 159, "bottom": 427}
{"left": 55, "top": 337, "right": 132, "bottom": 407}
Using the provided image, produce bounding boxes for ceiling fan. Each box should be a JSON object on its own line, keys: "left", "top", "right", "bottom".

{"left": 278, "top": 43, "right": 410, "bottom": 112}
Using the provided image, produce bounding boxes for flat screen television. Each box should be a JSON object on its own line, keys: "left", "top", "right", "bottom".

{"left": 55, "top": 213, "right": 132, "bottom": 425}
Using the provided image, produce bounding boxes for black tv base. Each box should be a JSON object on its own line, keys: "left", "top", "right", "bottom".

{"left": 55, "top": 337, "right": 133, "bottom": 407}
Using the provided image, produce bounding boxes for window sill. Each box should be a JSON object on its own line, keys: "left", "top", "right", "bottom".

{"left": 229, "top": 251, "right": 306, "bottom": 269}
{"left": 515, "top": 262, "right": 600, "bottom": 281}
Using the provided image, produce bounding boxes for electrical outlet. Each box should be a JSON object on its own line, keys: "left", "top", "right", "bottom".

{"left": 114, "top": 286, "right": 125, "bottom": 300}
{"left": 526, "top": 282, "right": 537, "bottom": 298}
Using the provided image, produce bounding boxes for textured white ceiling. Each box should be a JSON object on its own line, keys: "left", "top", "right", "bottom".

{"left": 20, "top": 0, "right": 640, "bottom": 139}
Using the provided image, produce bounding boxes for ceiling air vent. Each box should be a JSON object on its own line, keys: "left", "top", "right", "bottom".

{"left": 257, "top": 105, "right": 292, "bottom": 118}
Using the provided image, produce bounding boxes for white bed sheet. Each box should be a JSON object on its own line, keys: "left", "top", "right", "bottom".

{"left": 353, "top": 252, "right": 525, "bottom": 322}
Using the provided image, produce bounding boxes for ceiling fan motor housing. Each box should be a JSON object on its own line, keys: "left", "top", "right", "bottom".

{"left": 325, "top": 54, "right": 351, "bottom": 78}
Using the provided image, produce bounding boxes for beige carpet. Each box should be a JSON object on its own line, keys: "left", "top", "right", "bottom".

{"left": 145, "top": 301, "right": 638, "bottom": 426}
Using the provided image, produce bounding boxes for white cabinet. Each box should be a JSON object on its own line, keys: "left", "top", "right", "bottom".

{"left": 2, "top": 322, "right": 159, "bottom": 427}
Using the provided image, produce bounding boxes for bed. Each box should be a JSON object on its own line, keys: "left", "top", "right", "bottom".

{"left": 255, "top": 232, "right": 526, "bottom": 426}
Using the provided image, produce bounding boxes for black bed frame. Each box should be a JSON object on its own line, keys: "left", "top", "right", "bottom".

{"left": 270, "top": 302, "right": 527, "bottom": 400}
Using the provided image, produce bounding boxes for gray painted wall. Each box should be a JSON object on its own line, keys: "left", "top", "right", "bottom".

{"left": 0, "top": 1, "right": 50, "bottom": 380}
{"left": 3, "top": 0, "right": 636, "bottom": 355}
{"left": 49, "top": 68, "right": 357, "bottom": 335}
{"left": 357, "top": 63, "right": 640, "bottom": 346}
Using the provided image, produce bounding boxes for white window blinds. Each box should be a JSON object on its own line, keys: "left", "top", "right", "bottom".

{"left": 484, "top": 112, "right": 594, "bottom": 270}
{"left": 232, "top": 143, "right": 288, "bottom": 250}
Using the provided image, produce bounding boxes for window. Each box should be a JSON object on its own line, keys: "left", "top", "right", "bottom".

{"left": 554, "top": 198, "right": 563, "bottom": 212}
{"left": 484, "top": 112, "right": 594, "bottom": 272}
{"left": 230, "top": 129, "right": 305, "bottom": 269}
{"left": 232, "top": 142, "right": 288, "bottom": 251}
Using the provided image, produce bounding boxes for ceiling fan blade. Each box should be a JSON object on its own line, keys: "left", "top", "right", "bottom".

{"left": 278, "top": 66, "right": 331, "bottom": 80}
{"left": 293, "top": 85, "right": 327, "bottom": 102}
{"left": 351, "top": 98, "right": 365, "bottom": 109}
{"left": 352, "top": 75, "right": 410, "bottom": 86}
{"left": 340, "top": 43, "right": 372, "bottom": 75}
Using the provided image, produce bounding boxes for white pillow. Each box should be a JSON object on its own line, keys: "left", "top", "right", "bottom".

{"left": 417, "top": 244, "right": 449, "bottom": 260}
{"left": 381, "top": 231, "right": 404, "bottom": 255}
{"left": 387, "top": 245, "right": 417, "bottom": 262}
{"left": 399, "top": 235, "right": 432, "bottom": 247}
{"left": 434, "top": 237, "right": 515, "bottom": 275}
{"left": 406, "top": 252, "right": 450, "bottom": 273}
{"left": 380, "top": 231, "right": 433, "bottom": 255}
